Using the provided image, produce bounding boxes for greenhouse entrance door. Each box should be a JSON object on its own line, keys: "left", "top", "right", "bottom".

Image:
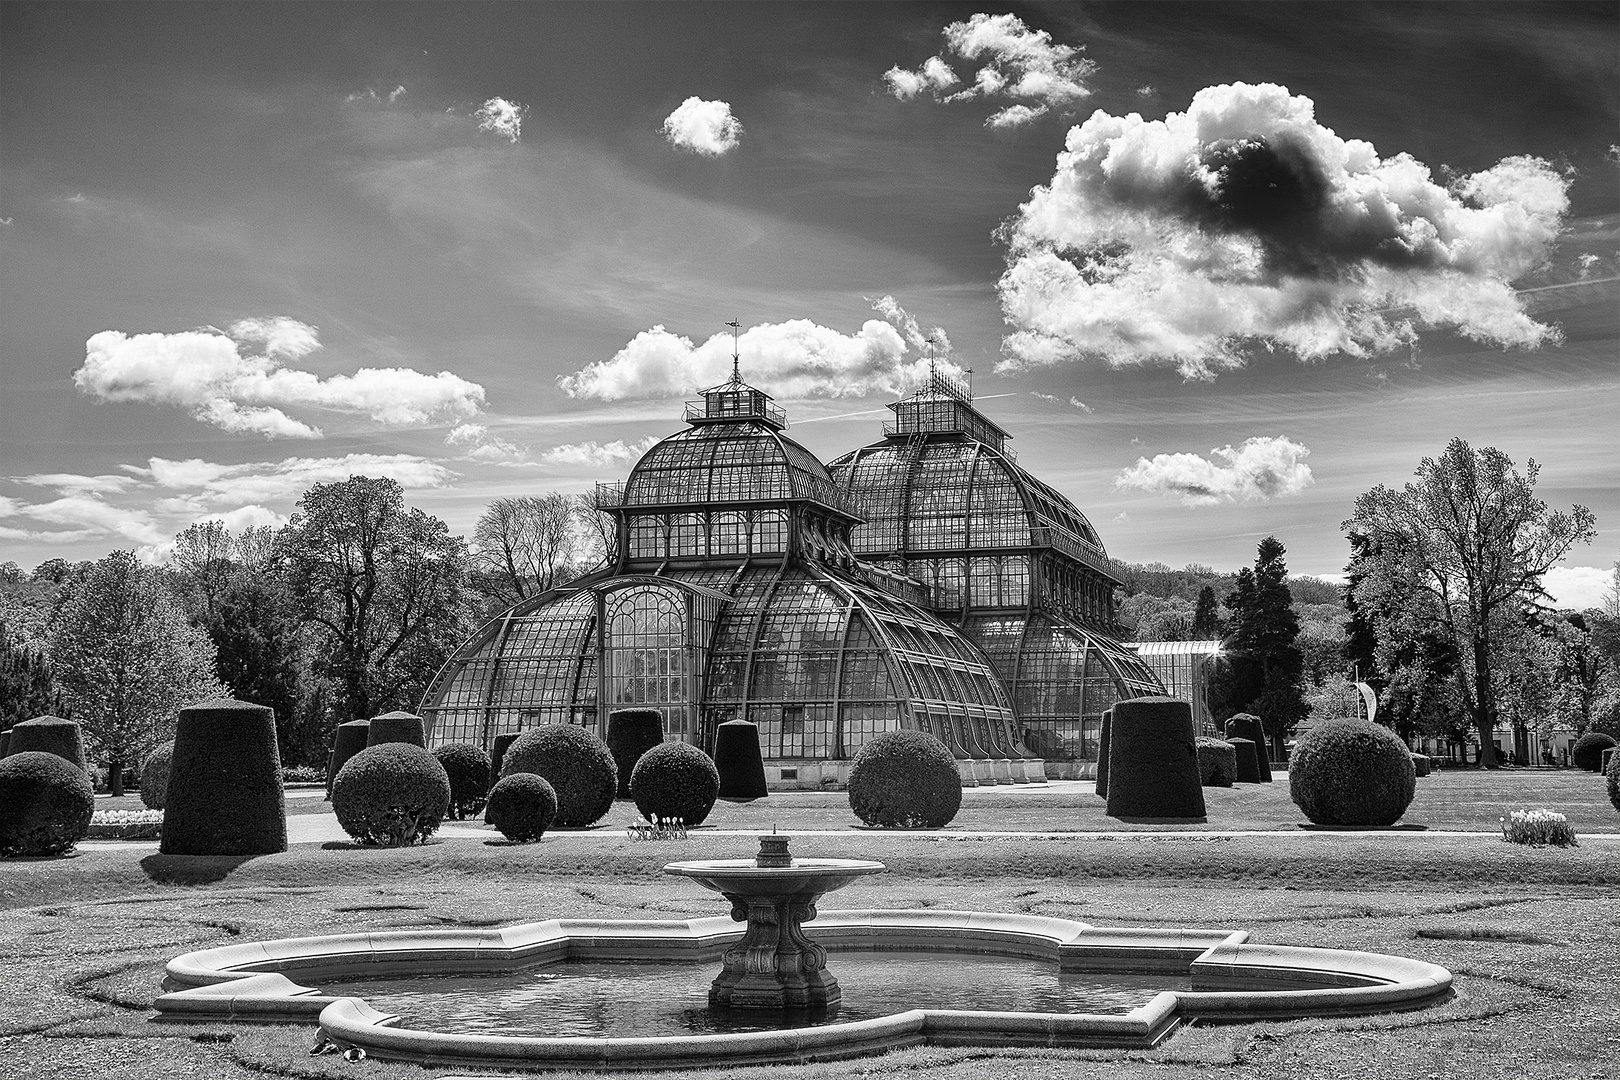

{"left": 603, "top": 583, "right": 693, "bottom": 740}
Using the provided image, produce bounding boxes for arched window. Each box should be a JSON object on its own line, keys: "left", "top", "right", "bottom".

{"left": 711, "top": 511, "right": 746, "bottom": 555}
{"left": 753, "top": 509, "right": 787, "bottom": 554}
{"left": 628, "top": 515, "right": 666, "bottom": 559}
{"left": 605, "top": 586, "right": 689, "bottom": 732}
{"left": 669, "top": 513, "right": 704, "bottom": 557}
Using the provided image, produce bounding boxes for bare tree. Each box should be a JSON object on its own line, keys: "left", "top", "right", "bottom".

{"left": 1344, "top": 438, "right": 1596, "bottom": 767}
{"left": 471, "top": 494, "right": 579, "bottom": 609}
{"left": 572, "top": 491, "right": 618, "bottom": 572}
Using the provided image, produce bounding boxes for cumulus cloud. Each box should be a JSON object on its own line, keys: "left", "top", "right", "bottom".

{"left": 884, "top": 12, "right": 1094, "bottom": 125}
{"left": 475, "top": 97, "right": 527, "bottom": 143}
{"left": 446, "top": 422, "right": 528, "bottom": 462}
{"left": 1114, "top": 436, "right": 1314, "bottom": 505}
{"left": 997, "top": 82, "right": 1571, "bottom": 378}
{"left": 559, "top": 297, "right": 962, "bottom": 401}
{"left": 540, "top": 437, "right": 660, "bottom": 467}
{"left": 660, "top": 97, "right": 744, "bottom": 156}
{"left": 1542, "top": 566, "right": 1616, "bottom": 610}
{"left": 75, "top": 319, "right": 486, "bottom": 437}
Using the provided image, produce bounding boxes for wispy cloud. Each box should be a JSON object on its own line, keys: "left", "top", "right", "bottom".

{"left": 74, "top": 317, "right": 486, "bottom": 438}
{"left": 124, "top": 453, "right": 455, "bottom": 504}
{"left": 559, "top": 297, "right": 963, "bottom": 401}
{"left": 884, "top": 12, "right": 1094, "bottom": 127}
{"left": 1114, "top": 436, "right": 1314, "bottom": 506}
{"left": 661, "top": 97, "right": 743, "bottom": 156}
{"left": 475, "top": 97, "right": 527, "bottom": 143}
{"left": 540, "top": 437, "right": 660, "bottom": 467}
{"left": 998, "top": 82, "right": 1569, "bottom": 378}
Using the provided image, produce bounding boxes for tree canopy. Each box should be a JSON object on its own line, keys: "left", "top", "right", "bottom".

{"left": 1211, "top": 536, "right": 1310, "bottom": 748}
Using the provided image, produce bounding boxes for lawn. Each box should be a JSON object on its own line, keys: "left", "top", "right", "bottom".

{"left": 6, "top": 769, "right": 1617, "bottom": 1080}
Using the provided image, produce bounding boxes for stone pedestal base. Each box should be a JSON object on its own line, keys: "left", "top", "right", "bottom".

{"left": 711, "top": 894, "right": 838, "bottom": 1009}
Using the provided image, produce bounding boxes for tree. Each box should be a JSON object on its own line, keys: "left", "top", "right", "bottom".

{"left": 1192, "top": 586, "right": 1221, "bottom": 639}
{"left": 168, "top": 520, "right": 237, "bottom": 621}
{"left": 279, "top": 477, "right": 473, "bottom": 728}
{"left": 0, "top": 618, "right": 59, "bottom": 731}
{"left": 1120, "top": 594, "right": 1195, "bottom": 641}
{"left": 573, "top": 491, "right": 618, "bottom": 571}
{"left": 47, "top": 551, "right": 224, "bottom": 795}
{"left": 1344, "top": 438, "right": 1596, "bottom": 767}
{"left": 1211, "top": 536, "right": 1310, "bottom": 749}
{"left": 208, "top": 575, "right": 314, "bottom": 765}
{"left": 470, "top": 494, "right": 579, "bottom": 610}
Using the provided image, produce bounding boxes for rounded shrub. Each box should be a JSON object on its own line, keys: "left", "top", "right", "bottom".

{"left": 0, "top": 751, "right": 95, "bottom": 857}
{"left": 326, "top": 719, "right": 370, "bottom": 797}
{"left": 630, "top": 741, "right": 720, "bottom": 826}
{"left": 332, "top": 743, "right": 451, "bottom": 846}
{"left": 489, "top": 732, "right": 523, "bottom": 788}
{"left": 367, "top": 710, "right": 426, "bottom": 747}
{"left": 847, "top": 729, "right": 962, "bottom": 829}
{"left": 1606, "top": 748, "right": 1619, "bottom": 817}
{"left": 1572, "top": 732, "right": 1616, "bottom": 772}
{"left": 160, "top": 699, "right": 287, "bottom": 856}
{"left": 1410, "top": 753, "right": 1431, "bottom": 778}
{"left": 1196, "top": 737, "right": 1237, "bottom": 787}
{"left": 434, "top": 742, "right": 491, "bottom": 819}
{"left": 499, "top": 725, "right": 617, "bottom": 828}
{"left": 1105, "top": 697, "right": 1205, "bottom": 822}
{"left": 1223, "top": 713, "right": 1272, "bottom": 782}
{"left": 7, "top": 716, "right": 86, "bottom": 769}
{"left": 139, "top": 740, "right": 175, "bottom": 810}
{"left": 486, "top": 773, "right": 559, "bottom": 843}
{"left": 714, "top": 719, "right": 768, "bottom": 802}
{"left": 1289, "top": 720, "right": 1416, "bottom": 827}
{"left": 606, "top": 709, "right": 663, "bottom": 798}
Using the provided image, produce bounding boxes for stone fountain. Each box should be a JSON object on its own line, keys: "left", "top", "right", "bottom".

{"left": 664, "top": 833, "right": 883, "bottom": 1009}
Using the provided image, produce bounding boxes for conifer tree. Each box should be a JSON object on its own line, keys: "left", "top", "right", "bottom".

{"left": 1211, "top": 537, "right": 1309, "bottom": 750}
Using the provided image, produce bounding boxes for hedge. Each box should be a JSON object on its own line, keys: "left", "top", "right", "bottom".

{"left": 333, "top": 742, "right": 451, "bottom": 846}
{"left": 0, "top": 751, "right": 95, "bottom": 857}
{"left": 630, "top": 741, "right": 720, "bottom": 826}
{"left": 1572, "top": 732, "right": 1617, "bottom": 773}
{"left": 1228, "top": 737, "right": 1262, "bottom": 784}
{"left": 433, "top": 742, "right": 491, "bottom": 819}
{"left": 159, "top": 698, "right": 287, "bottom": 856}
{"left": 7, "top": 716, "right": 86, "bottom": 769}
{"left": 1606, "top": 748, "right": 1619, "bottom": 817}
{"left": 139, "top": 740, "right": 175, "bottom": 810}
{"left": 1104, "top": 696, "right": 1205, "bottom": 822}
{"left": 606, "top": 709, "right": 663, "bottom": 799}
{"left": 500, "top": 725, "right": 617, "bottom": 828}
{"left": 847, "top": 729, "right": 962, "bottom": 829}
{"left": 1289, "top": 720, "right": 1415, "bottom": 827}
{"left": 1196, "top": 737, "right": 1237, "bottom": 787}
{"left": 1224, "top": 713, "right": 1272, "bottom": 782}
{"left": 714, "top": 719, "right": 768, "bottom": 802}
{"left": 1093, "top": 709, "right": 1112, "bottom": 799}
{"left": 366, "top": 711, "right": 426, "bottom": 748}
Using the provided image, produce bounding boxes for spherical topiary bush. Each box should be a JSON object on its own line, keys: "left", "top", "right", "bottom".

{"left": 490, "top": 732, "right": 523, "bottom": 789}
{"left": 1606, "top": 748, "right": 1620, "bottom": 817}
{"left": 1105, "top": 697, "right": 1205, "bottom": 822}
{"left": 485, "top": 773, "right": 559, "bottom": 843}
{"left": 434, "top": 742, "right": 491, "bottom": 819}
{"left": 160, "top": 699, "right": 287, "bottom": 856}
{"left": 847, "top": 729, "right": 962, "bottom": 829}
{"left": 367, "top": 711, "right": 426, "bottom": 748}
{"left": 139, "top": 740, "right": 175, "bottom": 810}
{"left": 499, "top": 725, "right": 617, "bottom": 828}
{"left": 7, "top": 716, "right": 86, "bottom": 769}
{"left": 1289, "top": 720, "right": 1416, "bottom": 827}
{"left": 1224, "top": 713, "right": 1272, "bottom": 782}
{"left": 1572, "top": 732, "right": 1617, "bottom": 772}
{"left": 714, "top": 720, "right": 768, "bottom": 802}
{"left": 0, "top": 752, "right": 95, "bottom": 857}
{"left": 1196, "top": 737, "right": 1237, "bottom": 787}
{"left": 326, "top": 719, "right": 370, "bottom": 798}
{"left": 606, "top": 709, "right": 664, "bottom": 798}
{"left": 630, "top": 741, "right": 720, "bottom": 826}
{"left": 333, "top": 743, "right": 451, "bottom": 846}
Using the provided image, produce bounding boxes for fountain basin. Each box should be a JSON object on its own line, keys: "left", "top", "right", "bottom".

{"left": 155, "top": 910, "right": 1454, "bottom": 1070}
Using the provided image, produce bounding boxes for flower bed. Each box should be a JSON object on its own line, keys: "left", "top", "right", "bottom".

{"left": 87, "top": 809, "right": 164, "bottom": 840}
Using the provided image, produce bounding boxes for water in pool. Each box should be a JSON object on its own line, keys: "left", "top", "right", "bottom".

{"left": 321, "top": 951, "right": 1189, "bottom": 1037}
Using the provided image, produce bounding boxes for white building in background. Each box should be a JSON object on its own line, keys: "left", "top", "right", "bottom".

{"left": 1127, "top": 640, "right": 1223, "bottom": 734}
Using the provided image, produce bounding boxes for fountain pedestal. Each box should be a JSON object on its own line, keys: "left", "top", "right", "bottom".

{"left": 665, "top": 836, "right": 884, "bottom": 1009}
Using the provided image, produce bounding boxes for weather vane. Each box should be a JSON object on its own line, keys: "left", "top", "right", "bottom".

{"left": 726, "top": 320, "right": 741, "bottom": 381}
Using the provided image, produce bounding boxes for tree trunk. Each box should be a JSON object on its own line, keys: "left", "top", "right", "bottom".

{"left": 108, "top": 755, "right": 124, "bottom": 797}
{"left": 1473, "top": 639, "right": 1499, "bottom": 768}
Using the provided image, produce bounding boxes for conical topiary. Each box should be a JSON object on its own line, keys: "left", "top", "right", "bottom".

{"left": 1224, "top": 713, "right": 1273, "bottom": 782}
{"left": 714, "top": 719, "right": 768, "bottom": 802}
{"left": 7, "top": 716, "right": 86, "bottom": 770}
{"left": 606, "top": 709, "right": 663, "bottom": 798}
{"left": 326, "top": 719, "right": 370, "bottom": 798}
{"left": 0, "top": 729, "right": 11, "bottom": 758}
{"left": 1105, "top": 696, "right": 1206, "bottom": 823}
{"left": 366, "top": 711, "right": 426, "bottom": 747}
{"left": 490, "top": 731, "right": 523, "bottom": 788}
{"left": 160, "top": 699, "right": 287, "bottom": 856}
{"left": 1094, "top": 709, "right": 1112, "bottom": 798}
{"left": 1228, "top": 737, "right": 1262, "bottom": 784}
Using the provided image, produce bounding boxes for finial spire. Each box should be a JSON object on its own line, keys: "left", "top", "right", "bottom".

{"left": 726, "top": 320, "right": 741, "bottom": 382}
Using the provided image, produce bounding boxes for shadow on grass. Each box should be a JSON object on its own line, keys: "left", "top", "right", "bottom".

{"left": 1298, "top": 823, "right": 1429, "bottom": 832}
{"left": 138, "top": 853, "right": 263, "bottom": 885}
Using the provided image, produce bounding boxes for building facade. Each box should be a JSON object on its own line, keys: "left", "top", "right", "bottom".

{"left": 420, "top": 364, "right": 1161, "bottom": 784}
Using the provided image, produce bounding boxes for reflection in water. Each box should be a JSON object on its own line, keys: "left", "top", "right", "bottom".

{"left": 322, "top": 951, "right": 1189, "bottom": 1039}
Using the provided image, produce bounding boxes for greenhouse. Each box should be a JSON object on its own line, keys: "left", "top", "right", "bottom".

{"left": 828, "top": 367, "right": 1162, "bottom": 776}
{"left": 421, "top": 368, "right": 1044, "bottom": 786}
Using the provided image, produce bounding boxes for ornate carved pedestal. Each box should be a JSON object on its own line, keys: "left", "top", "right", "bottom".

{"left": 665, "top": 835, "right": 884, "bottom": 1011}
{"left": 712, "top": 894, "right": 836, "bottom": 1009}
